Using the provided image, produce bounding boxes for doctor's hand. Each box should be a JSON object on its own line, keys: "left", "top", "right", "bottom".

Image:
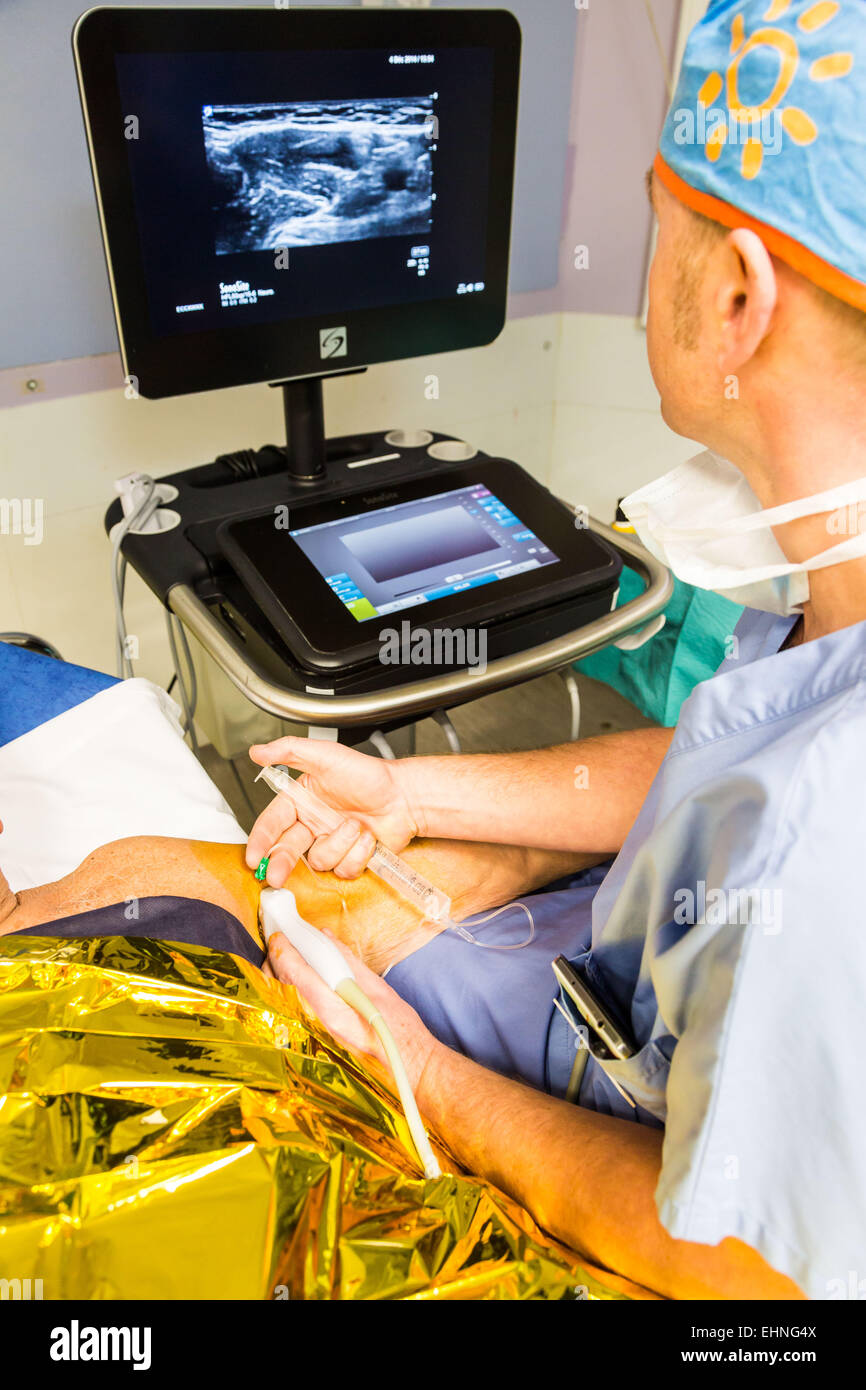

{"left": 246, "top": 735, "right": 420, "bottom": 886}
{"left": 265, "top": 928, "right": 438, "bottom": 1094}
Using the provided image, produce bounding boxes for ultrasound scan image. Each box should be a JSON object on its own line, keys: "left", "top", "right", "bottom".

{"left": 203, "top": 97, "right": 435, "bottom": 254}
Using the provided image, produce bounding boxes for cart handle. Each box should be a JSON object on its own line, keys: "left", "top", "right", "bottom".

{"left": 167, "top": 516, "right": 673, "bottom": 727}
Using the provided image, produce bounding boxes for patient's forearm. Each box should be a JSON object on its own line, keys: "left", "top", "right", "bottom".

{"left": 401, "top": 729, "right": 674, "bottom": 854}
{"left": 291, "top": 838, "right": 604, "bottom": 975}
{"left": 417, "top": 1043, "right": 804, "bottom": 1301}
{"left": 2, "top": 832, "right": 595, "bottom": 977}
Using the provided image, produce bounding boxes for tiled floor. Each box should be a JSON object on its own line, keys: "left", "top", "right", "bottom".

{"left": 199, "top": 670, "right": 654, "bottom": 833}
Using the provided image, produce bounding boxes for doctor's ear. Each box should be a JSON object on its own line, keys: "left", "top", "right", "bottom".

{"left": 715, "top": 227, "right": 778, "bottom": 376}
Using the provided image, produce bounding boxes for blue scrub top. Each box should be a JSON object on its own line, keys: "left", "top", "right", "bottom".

{"left": 574, "top": 607, "right": 866, "bottom": 1299}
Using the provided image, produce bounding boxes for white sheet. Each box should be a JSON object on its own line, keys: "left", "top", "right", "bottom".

{"left": 0, "top": 678, "right": 246, "bottom": 891}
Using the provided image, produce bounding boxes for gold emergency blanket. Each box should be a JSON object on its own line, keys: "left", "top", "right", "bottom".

{"left": 0, "top": 934, "right": 637, "bottom": 1301}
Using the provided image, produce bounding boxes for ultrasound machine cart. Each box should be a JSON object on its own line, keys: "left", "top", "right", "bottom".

{"left": 167, "top": 522, "right": 671, "bottom": 743}
{"left": 79, "top": 6, "right": 672, "bottom": 748}
{"left": 106, "top": 416, "right": 672, "bottom": 743}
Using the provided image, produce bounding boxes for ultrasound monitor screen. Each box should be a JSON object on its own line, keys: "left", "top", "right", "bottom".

{"left": 75, "top": 8, "right": 519, "bottom": 394}
{"left": 290, "top": 483, "right": 560, "bottom": 623}
{"left": 203, "top": 97, "right": 434, "bottom": 255}
{"left": 114, "top": 47, "right": 493, "bottom": 342}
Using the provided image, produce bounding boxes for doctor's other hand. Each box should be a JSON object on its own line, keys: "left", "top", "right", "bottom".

{"left": 266, "top": 928, "right": 438, "bottom": 1094}
{"left": 246, "top": 735, "right": 421, "bottom": 885}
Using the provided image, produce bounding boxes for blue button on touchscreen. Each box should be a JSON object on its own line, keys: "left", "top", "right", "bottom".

{"left": 289, "top": 483, "right": 560, "bottom": 622}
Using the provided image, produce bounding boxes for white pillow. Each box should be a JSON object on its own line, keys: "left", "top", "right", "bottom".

{"left": 0, "top": 678, "right": 246, "bottom": 891}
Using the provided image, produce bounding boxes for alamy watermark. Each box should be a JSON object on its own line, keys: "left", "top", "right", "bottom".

{"left": 826, "top": 501, "right": 866, "bottom": 537}
{"left": 826, "top": 1269, "right": 866, "bottom": 1299}
{"left": 672, "top": 105, "right": 784, "bottom": 158}
{"left": 674, "top": 880, "right": 782, "bottom": 935}
{"left": 1, "top": 1276, "right": 43, "bottom": 1299}
{"left": 379, "top": 620, "right": 487, "bottom": 674}
{"left": 49, "top": 1322, "right": 152, "bottom": 1370}
{"left": 0, "top": 497, "right": 44, "bottom": 545}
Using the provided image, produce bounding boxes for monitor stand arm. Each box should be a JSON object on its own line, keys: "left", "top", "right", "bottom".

{"left": 270, "top": 369, "right": 367, "bottom": 489}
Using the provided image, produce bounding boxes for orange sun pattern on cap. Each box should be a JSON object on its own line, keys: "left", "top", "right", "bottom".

{"left": 656, "top": 0, "right": 865, "bottom": 310}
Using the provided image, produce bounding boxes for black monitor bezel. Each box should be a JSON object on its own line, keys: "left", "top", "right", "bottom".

{"left": 73, "top": 5, "right": 521, "bottom": 399}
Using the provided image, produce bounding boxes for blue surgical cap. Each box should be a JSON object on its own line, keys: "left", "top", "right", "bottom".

{"left": 656, "top": 0, "right": 865, "bottom": 310}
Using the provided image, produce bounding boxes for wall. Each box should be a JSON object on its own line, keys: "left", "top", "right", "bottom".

{"left": 0, "top": 313, "right": 560, "bottom": 684}
{"left": 545, "top": 0, "right": 700, "bottom": 524}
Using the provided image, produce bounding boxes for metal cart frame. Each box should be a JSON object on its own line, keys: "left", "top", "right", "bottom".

{"left": 167, "top": 517, "right": 672, "bottom": 733}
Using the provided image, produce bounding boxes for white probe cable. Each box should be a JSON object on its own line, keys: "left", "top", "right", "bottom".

{"left": 165, "top": 609, "right": 199, "bottom": 751}
{"left": 259, "top": 887, "right": 441, "bottom": 1180}
{"left": 108, "top": 472, "right": 200, "bottom": 738}
{"left": 111, "top": 476, "right": 159, "bottom": 678}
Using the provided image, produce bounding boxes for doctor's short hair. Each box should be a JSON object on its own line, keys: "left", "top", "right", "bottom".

{"left": 675, "top": 201, "right": 866, "bottom": 366}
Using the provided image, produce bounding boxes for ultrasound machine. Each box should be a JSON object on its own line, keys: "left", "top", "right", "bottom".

{"left": 74, "top": 5, "right": 671, "bottom": 748}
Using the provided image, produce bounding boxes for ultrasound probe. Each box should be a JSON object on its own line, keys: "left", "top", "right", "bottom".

{"left": 258, "top": 885, "right": 441, "bottom": 1180}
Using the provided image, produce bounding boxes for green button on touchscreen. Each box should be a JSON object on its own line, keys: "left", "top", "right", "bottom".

{"left": 346, "top": 597, "right": 378, "bottom": 621}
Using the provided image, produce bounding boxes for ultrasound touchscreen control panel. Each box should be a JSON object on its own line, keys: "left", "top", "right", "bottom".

{"left": 218, "top": 459, "right": 621, "bottom": 675}
{"left": 290, "top": 483, "right": 559, "bottom": 623}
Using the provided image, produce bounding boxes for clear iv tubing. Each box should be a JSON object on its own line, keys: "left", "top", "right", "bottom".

{"left": 255, "top": 764, "right": 536, "bottom": 951}
{"left": 445, "top": 900, "right": 536, "bottom": 950}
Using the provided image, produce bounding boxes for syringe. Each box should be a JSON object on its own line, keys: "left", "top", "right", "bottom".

{"left": 254, "top": 765, "right": 453, "bottom": 926}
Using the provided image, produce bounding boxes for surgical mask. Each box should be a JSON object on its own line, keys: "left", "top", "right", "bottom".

{"left": 621, "top": 451, "right": 866, "bottom": 617}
